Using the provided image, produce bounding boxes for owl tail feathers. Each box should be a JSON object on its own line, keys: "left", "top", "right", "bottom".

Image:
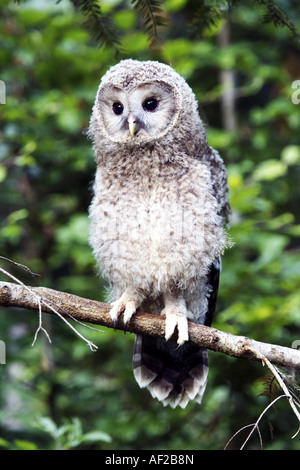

{"left": 133, "top": 335, "right": 209, "bottom": 409}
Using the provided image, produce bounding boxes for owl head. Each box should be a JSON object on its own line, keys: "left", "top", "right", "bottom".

{"left": 88, "top": 60, "right": 205, "bottom": 148}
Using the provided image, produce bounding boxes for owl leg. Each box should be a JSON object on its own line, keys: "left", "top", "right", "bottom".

{"left": 162, "top": 293, "right": 191, "bottom": 345}
{"left": 110, "top": 290, "right": 142, "bottom": 328}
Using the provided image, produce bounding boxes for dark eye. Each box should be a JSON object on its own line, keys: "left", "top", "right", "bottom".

{"left": 143, "top": 98, "right": 159, "bottom": 112}
{"left": 112, "top": 102, "right": 124, "bottom": 115}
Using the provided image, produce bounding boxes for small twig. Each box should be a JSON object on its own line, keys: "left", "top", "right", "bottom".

{"left": 0, "top": 256, "right": 40, "bottom": 277}
{"left": 226, "top": 394, "right": 289, "bottom": 450}
{"left": 31, "top": 295, "right": 52, "bottom": 346}
{"left": 224, "top": 422, "right": 264, "bottom": 450}
{"left": 240, "top": 395, "right": 290, "bottom": 449}
{"left": 0, "top": 267, "right": 98, "bottom": 352}
{"left": 247, "top": 347, "right": 300, "bottom": 439}
{"left": 226, "top": 346, "right": 300, "bottom": 450}
{"left": 39, "top": 296, "right": 98, "bottom": 352}
{"left": 41, "top": 296, "right": 104, "bottom": 334}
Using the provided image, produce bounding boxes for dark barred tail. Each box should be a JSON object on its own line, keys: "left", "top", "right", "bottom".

{"left": 133, "top": 335, "right": 209, "bottom": 408}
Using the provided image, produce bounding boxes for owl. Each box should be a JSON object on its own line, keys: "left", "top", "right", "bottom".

{"left": 88, "top": 60, "right": 230, "bottom": 408}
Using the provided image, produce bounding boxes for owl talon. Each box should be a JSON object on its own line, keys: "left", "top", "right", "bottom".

{"left": 162, "top": 295, "right": 190, "bottom": 345}
{"left": 109, "top": 301, "right": 124, "bottom": 326}
{"left": 109, "top": 292, "right": 141, "bottom": 330}
{"left": 165, "top": 312, "right": 189, "bottom": 345}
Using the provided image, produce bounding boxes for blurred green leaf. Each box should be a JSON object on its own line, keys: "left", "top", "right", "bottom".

{"left": 13, "top": 439, "right": 39, "bottom": 450}
{"left": 0, "top": 165, "right": 7, "bottom": 182}
{"left": 0, "top": 437, "right": 10, "bottom": 448}
{"left": 81, "top": 430, "right": 112, "bottom": 444}
{"left": 253, "top": 159, "right": 287, "bottom": 181}
{"left": 281, "top": 145, "right": 300, "bottom": 166}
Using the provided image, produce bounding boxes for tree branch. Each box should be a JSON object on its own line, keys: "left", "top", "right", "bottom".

{"left": 1, "top": 280, "right": 300, "bottom": 370}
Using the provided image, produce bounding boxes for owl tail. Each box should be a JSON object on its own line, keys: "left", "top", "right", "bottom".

{"left": 133, "top": 335, "right": 209, "bottom": 408}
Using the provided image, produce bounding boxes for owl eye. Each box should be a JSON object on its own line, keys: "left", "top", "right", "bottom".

{"left": 143, "top": 98, "right": 159, "bottom": 112}
{"left": 112, "top": 102, "right": 124, "bottom": 115}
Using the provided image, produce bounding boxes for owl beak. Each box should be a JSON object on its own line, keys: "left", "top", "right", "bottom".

{"left": 128, "top": 113, "right": 138, "bottom": 138}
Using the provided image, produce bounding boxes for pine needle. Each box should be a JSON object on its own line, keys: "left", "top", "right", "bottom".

{"left": 130, "top": 0, "right": 168, "bottom": 44}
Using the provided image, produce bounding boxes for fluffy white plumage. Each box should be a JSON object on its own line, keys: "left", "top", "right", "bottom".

{"left": 88, "top": 60, "right": 230, "bottom": 408}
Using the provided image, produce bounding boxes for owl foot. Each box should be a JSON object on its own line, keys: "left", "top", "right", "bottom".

{"left": 110, "top": 291, "right": 141, "bottom": 329}
{"left": 162, "top": 294, "right": 190, "bottom": 345}
{"left": 164, "top": 311, "right": 189, "bottom": 345}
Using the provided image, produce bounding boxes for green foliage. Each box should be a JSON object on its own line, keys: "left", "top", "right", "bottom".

{"left": 36, "top": 416, "right": 112, "bottom": 449}
{"left": 76, "top": 0, "right": 299, "bottom": 51}
{"left": 15, "top": 0, "right": 298, "bottom": 52}
{"left": 0, "top": 416, "right": 111, "bottom": 450}
{"left": 0, "top": 0, "right": 300, "bottom": 451}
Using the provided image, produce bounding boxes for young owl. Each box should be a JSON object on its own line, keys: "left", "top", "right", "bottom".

{"left": 88, "top": 60, "right": 230, "bottom": 408}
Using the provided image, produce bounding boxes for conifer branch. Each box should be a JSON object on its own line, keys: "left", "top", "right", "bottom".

{"left": 130, "top": 0, "right": 168, "bottom": 44}
{"left": 253, "top": 0, "right": 298, "bottom": 37}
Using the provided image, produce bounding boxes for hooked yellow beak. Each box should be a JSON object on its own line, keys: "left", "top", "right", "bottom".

{"left": 128, "top": 114, "right": 137, "bottom": 138}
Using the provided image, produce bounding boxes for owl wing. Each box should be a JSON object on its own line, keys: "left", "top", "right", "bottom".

{"left": 202, "top": 145, "right": 231, "bottom": 223}
{"left": 202, "top": 144, "right": 230, "bottom": 327}
{"left": 204, "top": 143, "right": 230, "bottom": 327}
{"left": 205, "top": 257, "right": 221, "bottom": 327}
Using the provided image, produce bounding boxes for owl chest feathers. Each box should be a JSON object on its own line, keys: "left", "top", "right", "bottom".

{"left": 89, "top": 151, "right": 226, "bottom": 293}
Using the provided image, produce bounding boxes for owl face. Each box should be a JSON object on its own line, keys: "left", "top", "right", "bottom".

{"left": 96, "top": 80, "right": 182, "bottom": 143}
